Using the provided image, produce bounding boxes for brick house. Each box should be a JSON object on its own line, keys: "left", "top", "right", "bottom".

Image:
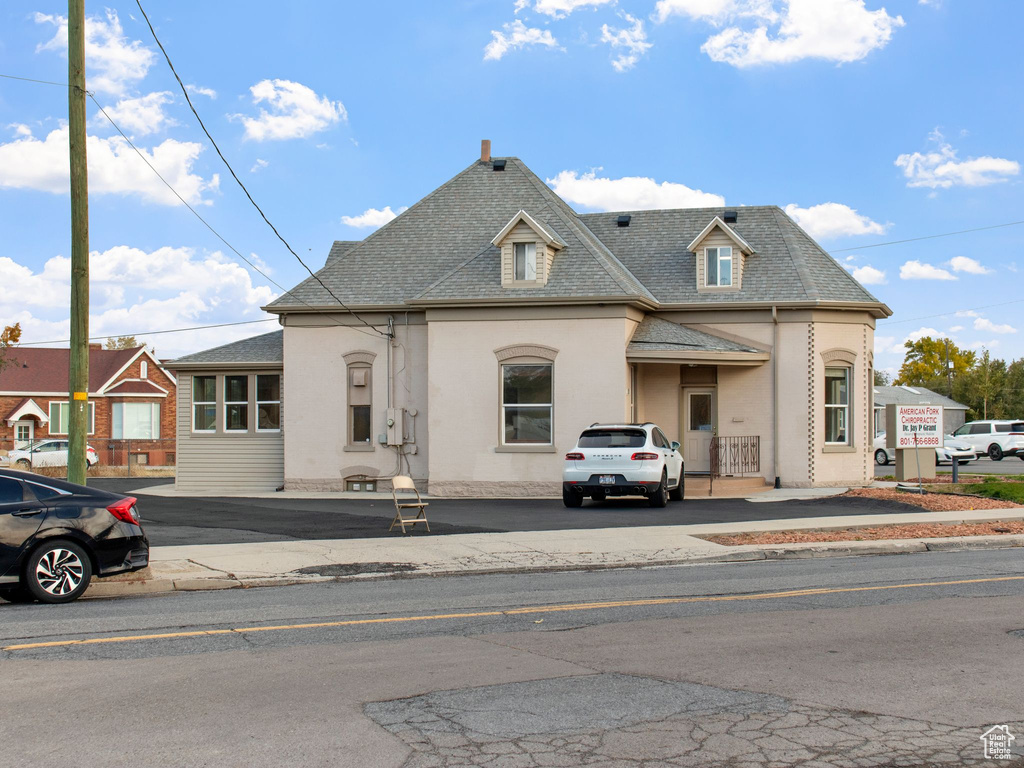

{"left": 0, "top": 344, "right": 176, "bottom": 467}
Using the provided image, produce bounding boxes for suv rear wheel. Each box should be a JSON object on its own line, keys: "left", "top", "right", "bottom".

{"left": 988, "top": 444, "right": 1004, "bottom": 461}
{"left": 669, "top": 476, "right": 684, "bottom": 502}
{"left": 648, "top": 471, "right": 669, "bottom": 508}
{"left": 562, "top": 487, "right": 583, "bottom": 508}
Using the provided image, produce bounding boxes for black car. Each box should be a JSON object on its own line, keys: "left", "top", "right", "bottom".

{"left": 0, "top": 469, "right": 149, "bottom": 604}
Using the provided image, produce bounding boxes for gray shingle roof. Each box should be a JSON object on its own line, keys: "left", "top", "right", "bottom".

{"left": 266, "top": 157, "right": 885, "bottom": 312}
{"left": 168, "top": 331, "right": 282, "bottom": 366}
{"left": 627, "top": 316, "right": 762, "bottom": 353}
{"left": 872, "top": 385, "right": 967, "bottom": 410}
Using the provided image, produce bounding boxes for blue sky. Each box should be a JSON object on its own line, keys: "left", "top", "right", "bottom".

{"left": 0, "top": 0, "right": 1021, "bottom": 368}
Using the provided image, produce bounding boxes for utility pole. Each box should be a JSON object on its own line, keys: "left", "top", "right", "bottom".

{"left": 67, "top": 0, "right": 89, "bottom": 486}
{"left": 945, "top": 338, "right": 952, "bottom": 398}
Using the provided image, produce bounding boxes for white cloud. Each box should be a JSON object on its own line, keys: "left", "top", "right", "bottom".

{"left": 973, "top": 317, "right": 1016, "bottom": 334}
{"left": 899, "top": 260, "right": 956, "bottom": 281}
{"left": 948, "top": 255, "right": 993, "bottom": 275}
{"left": 895, "top": 130, "right": 1020, "bottom": 189}
{"left": 9, "top": 124, "right": 33, "bottom": 138}
{"left": 955, "top": 310, "right": 979, "bottom": 318}
{"left": 948, "top": 325, "right": 963, "bottom": 333}
{"left": 969, "top": 340, "right": 1000, "bottom": 350}
{"left": 0, "top": 246, "right": 277, "bottom": 358}
{"left": 235, "top": 80, "right": 347, "bottom": 142}
{"left": 34, "top": 9, "right": 154, "bottom": 96}
{"left": 0, "top": 126, "right": 219, "bottom": 206}
{"left": 547, "top": 169, "right": 724, "bottom": 211}
{"left": 99, "top": 91, "right": 176, "bottom": 136}
{"left": 186, "top": 84, "right": 217, "bottom": 99}
{"left": 484, "top": 20, "right": 560, "bottom": 60}
{"left": 341, "top": 205, "right": 408, "bottom": 229}
{"left": 851, "top": 265, "right": 886, "bottom": 285}
{"left": 659, "top": 0, "right": 904, "bottom": 67}
{"left": 601, "top": 14, "right": 654, "bottom": 72}
{"left": 251, "top": 159, "right": 269, "bottom": 173}
{"left": 874, "top": 335, "right": 896, "bottom": 355}
{"left": 532, "top": 0, "right": 615, "bottom": 17}
{"left": 906, "top": 327, "right": 941, "bottom": 343}
{"left": 784, "top": 202, "right": 886, "bottom": 239}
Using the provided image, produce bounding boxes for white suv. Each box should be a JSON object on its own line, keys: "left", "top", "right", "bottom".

{"left": 951, "top": 420, "right": 1024, "bottom": 461}
{"left": 563, "top": 423, "right": 684, "bottom": 508}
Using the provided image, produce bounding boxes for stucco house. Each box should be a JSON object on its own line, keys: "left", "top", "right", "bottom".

{"left": 169, "top": 145, "right": 890, "bottom": 495}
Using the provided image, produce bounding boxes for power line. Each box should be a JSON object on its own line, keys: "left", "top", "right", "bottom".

{"left": 879, "top": 297, "right": 1024, "bottom": 327}
{"left": 830, "top": 220, "right": 1024, "bottom": 253}
{"left": 15, "top": 319, "right": 278, "bottom": 347}
{"left": 0, "top": 73, "right": 71, "bottom": 88}
{"left": 133, "top": 0, "right": 388, "bottom": 338}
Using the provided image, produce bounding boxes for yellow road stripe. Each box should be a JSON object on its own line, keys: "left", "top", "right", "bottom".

{"left": 4, "top": 575, "right": 1023, "bottom": 652}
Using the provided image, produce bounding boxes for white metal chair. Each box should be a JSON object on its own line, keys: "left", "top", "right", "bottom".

{"left": 389, "top": 475, "right": 430, "bottom": 534}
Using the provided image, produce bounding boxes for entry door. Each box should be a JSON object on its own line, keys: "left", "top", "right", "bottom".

{"left": 683, "top": 389, "right": 715, "bottom": 473}
{"left": 14, "top": 421, "right": 33, "bottom": 449}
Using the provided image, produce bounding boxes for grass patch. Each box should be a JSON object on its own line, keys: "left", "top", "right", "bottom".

{"left": 958, "top": 482, "right": 1024, "bottom": 504}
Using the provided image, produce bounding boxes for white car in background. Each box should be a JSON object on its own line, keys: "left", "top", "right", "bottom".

{"left": 563, "top": 423, "right": 684, "bottom": 508}
{"left": 873, "top": 432, "right": 976, "bottom": 467}
{"left": 951, "top": 420, "right": 1024, "bottom": 461}
{"left": 6, "top": 439, "right": 99, "bottom": 470}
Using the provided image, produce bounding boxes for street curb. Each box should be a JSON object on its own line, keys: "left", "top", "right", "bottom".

{"left": 81, "top": 535, "right": 1024, "bottom": 599}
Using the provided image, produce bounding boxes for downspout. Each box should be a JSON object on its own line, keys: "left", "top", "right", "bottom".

{"left": 772, "top": 304, "right": 780, "bottom": 489}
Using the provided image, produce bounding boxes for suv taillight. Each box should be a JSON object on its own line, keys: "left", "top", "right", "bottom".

{"left": 565, "top": 452, "right": 584, "bottom": 461}
{"left": 107, "top": 497, "right": 140, "bottom": 525}
{"left": 631, "top": 452, "right": 659, "bottom": 461}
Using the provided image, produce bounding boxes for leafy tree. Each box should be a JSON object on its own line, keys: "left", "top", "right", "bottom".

{"left": 953, "top": 349, "right": 1008, "bottom": 420}
{"left": 873, "top": 369, "right": 892, "bottom": 386}
{"left": 895, "top": 336, "right": 975, "bottom": 392}
{"left": 1001, "top": 358, "right": 1024, "bottom": 419}
{"left": 105, "top": 335, "right": 141, "bottom": 350}
{"left": 0, "top": 323, "right": 21, "bottom": 373}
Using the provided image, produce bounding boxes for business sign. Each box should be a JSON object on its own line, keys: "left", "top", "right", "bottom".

{"left": 895, "top": 405, "right": 943, "bottom": 448}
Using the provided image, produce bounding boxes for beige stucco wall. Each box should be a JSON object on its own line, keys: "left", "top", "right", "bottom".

{"left": 282, "top": 319, "right": 429, "bottom": 491}
{"left": 427, "top": 316, "right": 631, "bottom": 496}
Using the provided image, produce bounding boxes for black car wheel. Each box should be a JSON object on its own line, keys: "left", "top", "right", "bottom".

{"left": 648, "top": 471, "right": 669, "bottom": 508}
{"left": 988, "top": 444, "right": 1004, "bottom": 461}
{"left": 875, "top": 449, "right": 889, "bottom": 466}
{"left": 562, "top": 487, "right": 583, "bottom": 508}
{"left": 25, "top": 540, "right": 93, "bottom": 603}
{"left": 0, "top": 585, "right": 35, "bottom": 603}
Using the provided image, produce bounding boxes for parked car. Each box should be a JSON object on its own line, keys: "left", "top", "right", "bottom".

{"left": 563, "top": 423, "right": 684, "bottom": 508}
{"left": 0, "top": 468, "right": 148, "bottom": 603}
{"left": 873, "top": 432, "right": 977, "bottom": 466}
{"left": 6, "top": 439, "right": 99, "bottom": 470}
{"left": 951, "top": 420, "right": 1024, "bottom": 461}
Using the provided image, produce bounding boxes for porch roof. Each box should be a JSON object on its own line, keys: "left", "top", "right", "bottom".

{"left": 626, "top": 316, "right": 769, "bottom": 365}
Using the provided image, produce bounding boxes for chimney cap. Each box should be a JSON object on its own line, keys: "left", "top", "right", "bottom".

{"left": 480, "top": 139, "right": 491, "bottom": 163}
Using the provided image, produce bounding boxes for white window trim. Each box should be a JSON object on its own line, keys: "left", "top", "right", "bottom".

{"left": 705, "top": 246, "right": 733, "bottom": 288}
{"left": 192, "top": 375, "right": 217, "bottom": 433}
{"left": 824, "top": 366, "right": 851, "bottom": 446}
{"left": 256, "top": 374, "right": 282, "bottom": 433}
{"left": 223, "top": 375, "right": 250, "bottom": 433}
{"left": 513, "top": 242, "right": 538, "bottom": 282}
{"left": 47, "top": 401, "right": 96, "bottom": 435}
{"left": 500, "top": 362, "right": 554, "bottom": 446}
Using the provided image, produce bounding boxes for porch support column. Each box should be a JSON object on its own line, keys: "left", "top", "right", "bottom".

{"left": 772, "top": 305, "right": 780, "bottom": 489}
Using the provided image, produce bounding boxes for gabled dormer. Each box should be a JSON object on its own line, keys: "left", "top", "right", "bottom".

{"left": 493, "top": 210, "right": 566, "bottom": 288}
{"left": 687, "top": 214, "right": 754, "bottom": 293}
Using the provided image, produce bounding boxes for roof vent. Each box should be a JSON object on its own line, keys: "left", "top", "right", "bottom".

{"left": 617, "top": 215, "right": 631, "bottom": 228}
{"left": 723, "top": 210, "right": 737, "bottom": 223}
{"left": 492, "top": 159, "right": 506, "bottom": 172}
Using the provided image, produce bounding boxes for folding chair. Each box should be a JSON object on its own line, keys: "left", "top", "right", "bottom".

{"left": 389, "top": 475, "right": 430, "bottom": 534}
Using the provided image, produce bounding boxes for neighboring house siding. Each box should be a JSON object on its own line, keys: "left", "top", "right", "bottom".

{"left": 174, "top": 371, "right": 284, "bottom": 492}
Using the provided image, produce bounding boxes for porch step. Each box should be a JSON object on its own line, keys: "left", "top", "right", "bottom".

{"left": 684, "top": 475, "right": 772, "bottom": 498}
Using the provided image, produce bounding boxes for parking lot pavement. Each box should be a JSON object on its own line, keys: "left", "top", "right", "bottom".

{"left": 87, "top": 480, "right": 935, "bottom": 547}
{"left": 874, "top": 456, "right": 1024, "bottom": 477}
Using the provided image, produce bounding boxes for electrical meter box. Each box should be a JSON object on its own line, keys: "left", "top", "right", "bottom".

{"left": 386, "top": 408, "right": 405, "bottom": 446}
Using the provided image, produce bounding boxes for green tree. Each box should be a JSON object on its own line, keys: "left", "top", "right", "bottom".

{"left": 0, "top": 323, "right": 21, "bottom": 373}
{"left": 895, "top": 336, "right": 975, "bottom": 392}
{"left": 953, "top": 349, "right": 1008, "bottom": 420}
{"left": 105, "top": 335, "right": 140, "bottom": 350}
{"left": 1001, "top": 358, "right": 1024, "bottom": 419}
{"left": 873, "top": 369, "right": 892, "bottom": 386}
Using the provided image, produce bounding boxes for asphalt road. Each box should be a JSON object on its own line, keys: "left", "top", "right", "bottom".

{"left": 87, "top": 479, "right": 933, "bottom": 547}
{"left": 1, "top": 550, "right": 1022, "bottom": 766}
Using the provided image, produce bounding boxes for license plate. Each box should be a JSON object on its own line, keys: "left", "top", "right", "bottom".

{"left": 599, "top": 475, "right": 615, "bottom": 485}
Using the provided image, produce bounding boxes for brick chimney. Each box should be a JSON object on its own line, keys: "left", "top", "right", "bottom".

{"left": 89, "top": 343, "right": 102, "bottom": 350}
{"left": 480, "top": 139, "right": 491, "bottom": 163}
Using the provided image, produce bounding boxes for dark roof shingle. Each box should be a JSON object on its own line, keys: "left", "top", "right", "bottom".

{"left": 168, "top": 331, "right": 283, "bottom": 366}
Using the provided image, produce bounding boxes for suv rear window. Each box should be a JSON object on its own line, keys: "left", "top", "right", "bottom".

{"left": 578, "top": 429, "right": 647, "bottom": 448}
{"left": 995, "top": 423, "right": 1024, "bottom": 433}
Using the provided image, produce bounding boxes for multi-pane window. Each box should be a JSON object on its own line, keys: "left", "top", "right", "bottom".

{"left": 513, "top": 242, "right": 537, "bottom": 281}
{"left": 224, "top": 375, "right": 249, "bottom": 431}
{"left": 193, "top": 376, "right": 216, "bottom": 432}
{"left": 48, "top": 401, "right": 95, "bottom": 435}
{"left": 257, "top": 375, "right": 281, "bottom": 431}
{"left": 502, "top": 364, "right": 552, "bottom": 444}
{"left": 348, "top": 365, "right": 372, "bottom": 445}
{"left": 825, "top": 367, "right": 850, "bottom": 444}
{"left": 705, "top": 246, "right": 733, "bottom": 287}
{"left": 113, "top": 402, "right": 160, "bottom": 439}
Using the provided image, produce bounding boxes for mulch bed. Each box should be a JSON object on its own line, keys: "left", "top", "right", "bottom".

{"left": 843, "top": 487, "right": 1024, "bottom": 511}
{"left": 704, "top": 520, "right": 1024, "bottom": 546}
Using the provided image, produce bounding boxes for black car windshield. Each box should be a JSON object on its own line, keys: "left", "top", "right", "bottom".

{"left": 578, "top": 429, "right": 647, "bottom": 448}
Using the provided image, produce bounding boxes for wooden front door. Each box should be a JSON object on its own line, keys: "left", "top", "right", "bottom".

{"left": 682, "top": 389, "right": 715, "bottom": 473}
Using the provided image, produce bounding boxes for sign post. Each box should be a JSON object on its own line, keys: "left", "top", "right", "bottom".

{"left": 886, "top": 404, "right": 942, "bottom": 483}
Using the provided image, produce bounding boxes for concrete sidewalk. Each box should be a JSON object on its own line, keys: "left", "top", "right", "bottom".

{"left": 87, "top": 507, "right": 1024, "bottom": 598}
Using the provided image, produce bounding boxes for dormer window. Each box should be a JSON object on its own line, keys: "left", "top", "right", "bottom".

{"left": 514, "top": 243, "right": 537, "bottom": 281}
{"left": 705, "top": 246, "right": 733, "bottom": 287}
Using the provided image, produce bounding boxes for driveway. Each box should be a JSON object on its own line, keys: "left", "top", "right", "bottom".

{"left": 93, "top": 480, "right": 930, "bottom": 547}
